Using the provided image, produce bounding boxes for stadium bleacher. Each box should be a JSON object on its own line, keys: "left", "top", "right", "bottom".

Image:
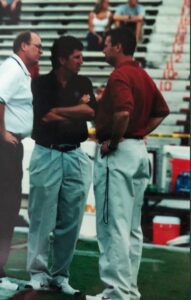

{"left": 0, "top": 0, "right": 190, "bottom": 142}
{"left": 0, "top": 3, "right": 189, "bottom": 299}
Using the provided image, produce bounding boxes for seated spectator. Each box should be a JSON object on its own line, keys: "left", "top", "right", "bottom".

{"left": 0, "top": 0, "right": 21, "bottom": 24}
{"left": 86, "top": 0, "right": 112, "bottom": 51}
{"left": 113, "top": 0, "right": 145, "bottom": 42}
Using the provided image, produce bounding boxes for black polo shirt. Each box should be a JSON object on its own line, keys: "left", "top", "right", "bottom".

{"left": 32, "top": 71, "right": 96, "bottom": 145}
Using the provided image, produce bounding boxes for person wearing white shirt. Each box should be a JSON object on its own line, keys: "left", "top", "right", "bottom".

{"left": 0, "top": 30, "right": 42, "bottom": 290}
{"left": 87, "top": 0, "right": 112, "bottom": 51}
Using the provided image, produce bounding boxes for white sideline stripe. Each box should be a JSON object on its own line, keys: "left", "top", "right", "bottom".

{"left": 75, "top": 250, "right": 99, "bottom": 257}
{"left": 76, "top": 250, "right": 164, "bottom": 263}
{"left": 143, "top": 243, "right": 189, "bottom": 253}
{"left": 11, "top": 243, "right": 27, "bottom": 249}
{"left": 9, "top": 247, "right": 164, "bottom": 265}
{"left": 14, "top": 227, "right": 189, "bottom": 253}
{"left": 14, "top": 227, "right": 29, "bottom": 233}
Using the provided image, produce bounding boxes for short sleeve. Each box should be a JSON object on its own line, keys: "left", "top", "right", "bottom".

{"left": 115, "top": 5, "right": 126, "bottom": 16}
{"left": 151, "top": 88, "right": 170, "bottom": 117}
{"left": 138, "top": 5, "right": 145, "bottom": 17}
{"left": 0, "top": 61, "right": 20, "bottom": 104}
{"left": 108, "top": 75, "right": 134, "bottom": 113}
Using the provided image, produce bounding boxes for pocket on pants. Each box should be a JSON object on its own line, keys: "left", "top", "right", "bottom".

{"left": 29, "top": 145, "right": 51, "bottom": 174}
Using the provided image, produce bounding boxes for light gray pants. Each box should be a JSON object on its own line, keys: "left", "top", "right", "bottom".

{"left": 27, "top": 144, "right": 92, "bottom": 279}
{"left": 94, "top": 139, "right": 150, "bottom": 300}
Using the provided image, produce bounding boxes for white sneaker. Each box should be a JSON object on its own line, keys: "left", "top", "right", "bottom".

{"left": 86, "top": 293, "right": 111, "bottom": 300}
{"left": 50, "top": 276, "right": 80, "bottom": 295}
{"left": 25, "top": 275, "right": 50, "bottom": 291}
{"left": 0, "top": 278, "right": 19, "bottom": 291}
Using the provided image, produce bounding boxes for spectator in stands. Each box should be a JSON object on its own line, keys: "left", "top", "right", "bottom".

{"left": 86, "top": 28, "right": 170, "bottom": 300}
{"left": 86, "top": 0, "right": 113, "bottom": 51}
{"left": 113, "top": 0, "right": 145, "bottom": 42}
{"left": 26, "top": 35, "right": 96, "bottom": 295}
{"left": 0, "top": 31, "right": 42, "bottom": 291}
{"left": 0, "top": 0, "right": 21, "bottom": 24}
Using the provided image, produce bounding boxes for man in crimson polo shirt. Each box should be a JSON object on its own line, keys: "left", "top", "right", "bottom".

{"left": 86, "top": 28, "right": 169, "bottom": 300}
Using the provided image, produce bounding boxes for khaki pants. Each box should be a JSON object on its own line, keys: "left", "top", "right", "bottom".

{"left": 94, "top": 139, "right": 150, "bottom": 300}
{"left": 27, "top": 144, "right": 92, "bottom": 279}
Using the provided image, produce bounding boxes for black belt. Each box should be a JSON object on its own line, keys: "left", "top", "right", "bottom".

{"left": 37, "top": 142, "right": 80, "bottom": 152}
{"left": 99, "top": 136, "right": 143, "bottom": 143}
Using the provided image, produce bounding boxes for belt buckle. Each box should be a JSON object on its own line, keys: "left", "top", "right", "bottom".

{"left": 50, "top": 144, "right": 78, "bottom": 152}
{"left": 58, "top": 144, "right": 76, "bottom": 152}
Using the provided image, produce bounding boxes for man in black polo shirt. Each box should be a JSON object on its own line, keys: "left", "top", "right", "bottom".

{"left": 26, "top": 36, "right": 96, "bottom": 295}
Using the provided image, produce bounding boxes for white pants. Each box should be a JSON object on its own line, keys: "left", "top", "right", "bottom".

{"left": 94, "top": 139, "right": 150, "bottom": 300}
{"left": 27, "top": 144, "right": 92, "bottom": 279}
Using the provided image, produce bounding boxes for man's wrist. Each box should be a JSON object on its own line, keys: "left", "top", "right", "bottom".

{"left": 0, "top": 131, "right": 5, "bottom": 140}
{"left": 107, "top": 141, "right": 118, "bottom": 151}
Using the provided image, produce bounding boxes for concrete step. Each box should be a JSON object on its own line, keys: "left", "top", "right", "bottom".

{"left": 153, "top": 124, "right": 185, "bottom": 134}
{"left": 22, "top": 0, "right": 162, "bottom": 5}
{"left": 21, "top": 5, "right": 159, "bottom": 14}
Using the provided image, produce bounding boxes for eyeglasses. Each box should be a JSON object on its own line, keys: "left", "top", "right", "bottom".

{"left": 30, "top": 43, "right": 43, "bottom": 50}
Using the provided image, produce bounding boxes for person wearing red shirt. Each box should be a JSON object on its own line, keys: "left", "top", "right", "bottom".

{"left": 86, "top": 28, "right": 169, "bottom": 300}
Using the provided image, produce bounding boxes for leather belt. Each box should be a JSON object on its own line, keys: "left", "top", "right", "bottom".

{"left": 37, "top": 142, "right": 80, "bottom": 152}
{"left": 99, "top": 136, "right": 143, "bottom": 143}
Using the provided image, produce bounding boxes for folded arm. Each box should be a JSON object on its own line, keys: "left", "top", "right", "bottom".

{"left": 114, "top": 14, "right": 144, "bottom": 24}
{"left": 42, "top": 103, "right": 95, "bottom": 123}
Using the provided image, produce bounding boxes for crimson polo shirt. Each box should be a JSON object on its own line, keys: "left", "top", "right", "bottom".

{"left": 96, "top": 60, "right": 170, "bottom": 142}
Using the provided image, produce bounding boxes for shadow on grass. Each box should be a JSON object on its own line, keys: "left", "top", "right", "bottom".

{"left": 8, "top": 289, "right": 86, "bottom": 300}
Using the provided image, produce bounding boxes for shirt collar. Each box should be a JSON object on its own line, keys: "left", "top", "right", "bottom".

{"left": 11, "top": 53, "right": 31, "bottom": 76}
{"left": 51, "top": 70, "right": 78, "bottom": 88}
{"left": 116, "top": 59, "right": 140, "bottom": 69}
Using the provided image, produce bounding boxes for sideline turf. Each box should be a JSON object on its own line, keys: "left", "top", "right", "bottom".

{"left": 4, "top": 233, "right": 190, "bottom": 300}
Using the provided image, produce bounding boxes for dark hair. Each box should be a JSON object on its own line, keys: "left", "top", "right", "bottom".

{"left": 13, "top": 31, "right": 32, "bottom": 53}
{"left": 106, "top": 28, "right": 136, "bottom": 56}
{"left": 50, "top": 35, "right": 83, "bottom": 70}
{"left": 94, "top": 0, "right": 107, "bottom": 14}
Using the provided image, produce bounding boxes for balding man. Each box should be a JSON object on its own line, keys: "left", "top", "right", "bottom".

{"left": 0, "top": 31, "right": 42, "bottom": 290}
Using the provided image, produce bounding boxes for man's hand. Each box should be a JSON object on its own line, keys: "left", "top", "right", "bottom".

{"left": 100, "top": 140, "right": 118, "bottom": 158}
{"left": 1, "top": 131, "right": 19, "bottom": 145}
{"left": 79, "top": 94, "right": 90, "bottom": 104}
{"left": 97, "top": 34, "right": 103, "bottom": 45}
{"left": 100, "top": 141, "right": 110, "bottom": 158}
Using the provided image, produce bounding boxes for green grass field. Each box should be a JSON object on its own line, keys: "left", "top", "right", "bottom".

{"left": 3, "top": 232, "right": 190, "bottom": 300}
